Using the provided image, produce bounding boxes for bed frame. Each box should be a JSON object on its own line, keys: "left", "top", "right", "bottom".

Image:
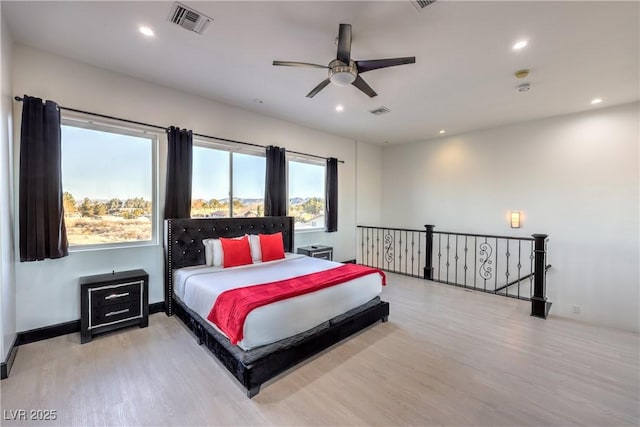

{"left": 164, "top": 216, "right": 390, "bottom": 397}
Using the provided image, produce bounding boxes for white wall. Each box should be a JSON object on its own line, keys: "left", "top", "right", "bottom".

{"left": 0, "top": 15, "right": 16, "bottom": 360}
{"left": 11, "top": 44, "right": 382, "bottom": 331}
{"left": 381, "top": 102, "right": 639, "bottom": 332}
{"left": 356, "top": 141, "right": 382, "bottom": 227}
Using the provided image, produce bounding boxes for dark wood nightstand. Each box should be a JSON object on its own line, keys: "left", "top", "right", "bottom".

{"left": 297, "top": 245, "right": 333, "bottom": 261}
{"left": 80, "top": 269, "right": 149, "bottom": 344}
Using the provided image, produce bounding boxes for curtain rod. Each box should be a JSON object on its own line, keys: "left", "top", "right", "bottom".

{"left": 14, "top": 96, "right": 344, "bottom": 164}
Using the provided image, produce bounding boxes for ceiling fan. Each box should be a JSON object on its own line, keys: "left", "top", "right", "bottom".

{"left": 273, "top": 24, "right": 416, "bottom": 98}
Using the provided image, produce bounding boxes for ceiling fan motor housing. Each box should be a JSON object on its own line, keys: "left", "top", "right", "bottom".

{"left": 329, "top": 59, "right": 357, "bottom": 86}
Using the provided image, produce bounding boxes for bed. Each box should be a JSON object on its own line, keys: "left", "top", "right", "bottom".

{"left": 164, "top": 216, "right": 390, "bottom": 397}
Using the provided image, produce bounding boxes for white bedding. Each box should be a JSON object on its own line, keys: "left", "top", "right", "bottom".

{"left": 174, "top": 254, "right": 383, "bottom": 350}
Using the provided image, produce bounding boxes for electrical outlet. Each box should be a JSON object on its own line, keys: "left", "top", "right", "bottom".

{"left": 572, "top": 305, "right": 581, "bottom": 314}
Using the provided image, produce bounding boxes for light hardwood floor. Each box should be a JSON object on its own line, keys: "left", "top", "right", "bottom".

{"left": 1, "top": 273, "right": 638, "bottom": 426}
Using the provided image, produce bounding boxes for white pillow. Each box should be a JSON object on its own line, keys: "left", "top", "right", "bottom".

{"left": 248, "top": 234, "right": 262, "bottom": 262}
{"left": 203, "top": 238, "right": 223, "bottom": 267}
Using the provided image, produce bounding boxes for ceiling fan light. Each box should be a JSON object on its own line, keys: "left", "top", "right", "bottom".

{"left": 329, "top": 62, "right": 357, "bottom": 86}
{"left": 330, "top": 71, "right": 356, "bottom": 86}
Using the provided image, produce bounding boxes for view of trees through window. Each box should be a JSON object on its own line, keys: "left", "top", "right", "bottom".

{"left": 61, "top": 127, "right": 327, "bottom": 247}
{"left": 190, "top": 147, "right": 267, "bottom": 218}
{"left": 288, "top": 160, "right": 325, "bottom": 230}
{"left": 191, "top": 146, "right": 325, "bottom": 229}
{"left": 61, "top": 123, "right": 154, "bottom": 246}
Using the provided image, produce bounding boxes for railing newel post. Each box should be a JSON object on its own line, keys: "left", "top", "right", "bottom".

{"left": 424, "top": 225, "right": 434, "bottom": 280}
{"left": 531, "top": 233, "right": 550, "bottom": 318}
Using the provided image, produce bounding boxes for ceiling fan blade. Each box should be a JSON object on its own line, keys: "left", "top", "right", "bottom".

{"left": 352, "top": 76, "right": 377, "bottom": 98}
{"left": 306, "top": 78, "right": 331, "bottom": 98}
{"left": 337, "top": 24, "right": 352, "bottom": 64}
{"left": 273, "top": 61, "right": 328, "bottom": 68}
{"left": 355, "top": 57, "right": 416, "bottom": 73}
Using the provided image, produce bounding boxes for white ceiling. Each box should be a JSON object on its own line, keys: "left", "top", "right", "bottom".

{"left": 2, "top": 1, "right": 639, "bottom": 145}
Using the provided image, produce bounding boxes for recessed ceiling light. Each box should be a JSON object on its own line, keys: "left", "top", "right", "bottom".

{"left": 335, "top": 105, "right": 344, "bottom": 112}
{"left": 439, "top": 130, "right": 446, "bottom": 134}
{"left": 512, "top": 40, "right": 528, "bottom": 50}
{"left": 591, "top": 98, "right": 603, "bottom": 105}
{"left": 139, "top": 26, "right": 154, "bottom": 37}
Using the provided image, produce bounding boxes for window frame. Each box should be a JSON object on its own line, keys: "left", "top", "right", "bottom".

{"left": 286, "top": 154, "right": 327, "bottom": 233}
{"left": 192, "top": 138, "right": 266, "bottom": 219}
{"left": 60, "top": 117, "right": 159, "bottom": 251}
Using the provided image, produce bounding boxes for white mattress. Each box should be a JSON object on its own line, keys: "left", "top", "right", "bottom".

{"left": 173, "top": 254, "right": 383, "bottom": 350}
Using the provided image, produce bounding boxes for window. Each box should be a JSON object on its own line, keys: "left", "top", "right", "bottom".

{"left": 288, "top": 159, "right": 325, "bottom": 230}
{"left": 61, "top": 120, "right": 156, "bottom": 248}
{"left": 191, "top": 143, "right": 265, "bottom": 218}
{"left": 232, "top": 152, "right": 266, "bottom": 217}
{"left": 191, "top": 145, "right": 230, "bottom": 218}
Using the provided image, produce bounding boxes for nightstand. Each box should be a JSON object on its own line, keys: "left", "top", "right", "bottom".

{"left": 297, "top": 245, "right": 333, "bottom": 261}
{"left": 80, "top": 269, "right": 149, "bottom": 344}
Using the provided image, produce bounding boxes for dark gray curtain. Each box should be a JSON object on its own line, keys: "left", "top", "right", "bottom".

{"left": 19, "top": 95, "right": 68, "bottom": 261}
{"left": 325, "top": 157, "right": 338, "bottom": 232}
{"left": 164, "top": 126, "right": 193, "bottom": 219}
{"left": 264, "top": 145, "right": 287, "bottom": 216}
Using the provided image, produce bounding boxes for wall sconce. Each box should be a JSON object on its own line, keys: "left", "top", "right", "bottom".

{"left": 510, "top": 211, "right": 521, "bottom": 228}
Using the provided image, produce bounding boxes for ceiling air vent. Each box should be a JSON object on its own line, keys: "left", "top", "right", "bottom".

{"left": 411, "top": 0, "right": 436, "bottom": 11}
{"left": 168, "top": 2, "right": 212, "bottom": 34}
{"left": 369, "top": 106, "right": 391, "bottom": 116}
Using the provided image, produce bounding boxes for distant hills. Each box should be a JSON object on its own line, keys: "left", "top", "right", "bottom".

{"left": 210, "top": 197, "right": 314, "bottom": 205}
{"left": 80, "top": 196, "right": 320, "bottom": 206}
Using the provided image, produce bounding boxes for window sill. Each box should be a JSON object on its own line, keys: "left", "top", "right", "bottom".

{"left": 294, "top": 228, "right": 326, "bottom": 234}
{"left": 68, "top": 241, "right": 160, "bottom": 253}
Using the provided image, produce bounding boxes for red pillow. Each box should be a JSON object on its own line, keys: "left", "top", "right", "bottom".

{"left": 220, "top": 236, "right": 253, "bottom": 268}
{"left": 259, "top": 232, "right": 285, "bottom": 262}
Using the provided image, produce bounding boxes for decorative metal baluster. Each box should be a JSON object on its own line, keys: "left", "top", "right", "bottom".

{"left": 368, "top": 228, "right": 371, "bottom": 265}
{"left": 376, "top": 229, "right": 380, "bottom": 269}
{"left": 382, "top": 230, "right": 385, "bottom": 268}
{"left": 437, "top": 234, "right": 442, "bottom": 281}
{"left": 364, "top": 228, "right": 369, "bottom": 266}
{"left": 394, "top": 230, "right": 397, "bottom": 272}
{"left": 367, "top": 228, "right": 371, "bottom": 266}
{"left": 445, "top": 234, "right": 450, "bottom": 284}
{"left": 399, "top": 231, "right": 404, "bottom": 274}
{"left": 405, "top": 231, "right": 409, "bottom": 275}
{"left": 418, "top": 232, "right": 422, "bottom": 278}
{"left": 474, "top": 236, "right": 477, "bottom": 290}
{"left": 371, "top": 229, "right": 376, "bottom": 267}
{"left": 463, "top": 236, "right": 468, "bottom": 288}
{"left": 517, "top": 240, "right": 522, "bottom": 299}
{"left": 529, "top": 241, "right": 535, "bottom": 298}
{"left": 411, "top": 232, "right": 416, "bottom": 276}
{"left": 359, "top": 228, "right": 363, "bottom": 264}
{"left": 364, "top": 228, "right": 368, "bottom": 266}
{"left": 384, "top": 231, "right": 393, "bottom": 271}
{"left": 494, "top": 238, "right": 499, "bottom": 292}
{"left": 504, "top": 240, "right": 510, "bottom": 296}
{"left": 454, "top": 235, "right": 459, "bottom": 286}
{"left": 479, "top": 237, "right": 494, "bottom": 291}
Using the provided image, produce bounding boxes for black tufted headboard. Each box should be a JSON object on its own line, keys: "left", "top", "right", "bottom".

{"left": 163, "top": 216, "right": 294, "bottom": 315}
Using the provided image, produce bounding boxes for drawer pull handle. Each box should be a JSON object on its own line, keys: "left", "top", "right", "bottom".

{"left": 105, "top": 309, "right": 129, "bottom": 317}
{"left": 105, "top": 292, "right": 129, "bottom": 300}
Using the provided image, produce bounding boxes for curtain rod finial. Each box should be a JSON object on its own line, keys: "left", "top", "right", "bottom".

{"left": 14, "top": 96, "right": 23, "bottom": 101}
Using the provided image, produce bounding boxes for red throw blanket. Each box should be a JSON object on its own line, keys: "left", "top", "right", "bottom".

{"left": 207, "top": 264, "right": 386, "bottom": 345}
